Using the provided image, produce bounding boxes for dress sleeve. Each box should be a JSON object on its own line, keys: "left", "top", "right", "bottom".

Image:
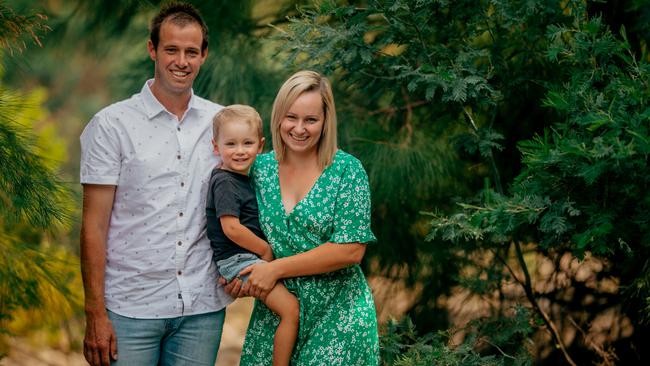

{"left": 329, "top": 158, "right": 377, "bottom": 244}
{"left": 79, "top": 113, "right": 121, "bottom": 185}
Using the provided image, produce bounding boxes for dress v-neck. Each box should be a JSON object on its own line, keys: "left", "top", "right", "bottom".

{"left": 275, "top": 151, "right": 339, "bottom": 217}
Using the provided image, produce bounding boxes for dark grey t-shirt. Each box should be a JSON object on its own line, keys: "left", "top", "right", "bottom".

{"left": 206, "top": 168, "right": 267, "bottom": 263}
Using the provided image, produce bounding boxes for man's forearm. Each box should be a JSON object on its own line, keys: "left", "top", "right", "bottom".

{"left": 80, "top": 184, "right": 116, "bottom": 316}
{"left": 80, "top": 229, "right": 107, "bottom": 315}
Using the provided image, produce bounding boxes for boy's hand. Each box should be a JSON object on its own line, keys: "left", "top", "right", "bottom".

{"left": 260, "top": 245, "right": 274, "bottom": 262}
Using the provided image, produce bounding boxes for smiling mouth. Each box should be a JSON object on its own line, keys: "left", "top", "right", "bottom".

{"left": 171, "top": 70, "right": 190, "bottom": 78}
{"left": 290, "top": 134, "right": 309, "bottom": 141}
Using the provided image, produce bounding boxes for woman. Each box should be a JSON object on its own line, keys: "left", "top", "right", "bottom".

{"left": 226, "top": 70, "right": 379, "bottom": 365}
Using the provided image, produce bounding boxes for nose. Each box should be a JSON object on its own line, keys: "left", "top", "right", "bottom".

{"left": 177, "top": 52, "right": 189, "bottom": 67}
{"left": 294, "top": 121, "right": 307, "bottom": 132}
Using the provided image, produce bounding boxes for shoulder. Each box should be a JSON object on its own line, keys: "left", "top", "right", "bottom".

{"left": 192, "top": 95, "right": 224, "bottom": 114}
{"left": 250, "top": 152, "right": 276, "bottom": 187}
{"left": 257, "top": 151, "right": 276, "bottom": 165}
{"left": 80, "top": 98, "right": 133, "bottom": 141}
{"left": 210, "top": 169, "right": 242, "bottom": 194}
{"left": 252, "top": 151, "right": 276, "bottom": 172}
{"left": 210, "top": 168, "right": 234, "bottom": 185}
{"left": 332, "top": 150, "right": 366, "bottom": 173}
{"left": 90, "top": 95, "right": 144, "bottom": 126}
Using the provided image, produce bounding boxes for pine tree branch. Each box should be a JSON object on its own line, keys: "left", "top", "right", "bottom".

{"left": 514, "top": 241, "right": 577, "bottom": 366}
{"left": 400, "top": 86, "right": 414, "bottom": 147}
{"left": 479, "top": 337, "right": 517, "bottom": 360}
{"left": 368, "top": 100, "right": 430, "bottom": 116}
{"left": 568, "top": 315, "right": 618, "bottom": 365}
{"left": 462, "top": 106, "right": 503, "bottom": 194}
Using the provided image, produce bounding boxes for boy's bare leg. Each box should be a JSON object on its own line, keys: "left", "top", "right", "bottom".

{"left": 263, "top": 282, "right": 299, "bottom": 366}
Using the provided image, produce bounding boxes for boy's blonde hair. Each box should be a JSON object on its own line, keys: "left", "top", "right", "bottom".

{"left": 212, "top": 104, "right": 263, "bottom": 140}
{"left": 271, "top": 70, "right": 337, "bottom": 169}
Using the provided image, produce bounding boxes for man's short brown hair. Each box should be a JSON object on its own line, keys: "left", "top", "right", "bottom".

{"left": 150, "top": 1, "right": 208, "bottom": 52}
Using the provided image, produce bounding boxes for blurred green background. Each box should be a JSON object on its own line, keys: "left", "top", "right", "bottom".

{"left": 1, "top": 1, "right": 650, "bottom": 365}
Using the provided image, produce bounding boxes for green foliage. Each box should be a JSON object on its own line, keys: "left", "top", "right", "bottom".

{"left": 0, "top": 88, "right": 70, "bottom": 228}
{"left": 2, "top": 0, "right": 649, "bottom": 363}
{"left": 277, "top": 0, "right": 650, "bottom": 363}
{"left": 272, "top": 0, "right": 584, "bottom": 332}
{"left": 0, "top": 3, "right": 49, "bottom": 54}
{"left": 0, "top": 3, "right": 76, "bottom": 357}
{"left": 426, "top": 18, "right": 649, "bottom": 259}
{"left": 423, "top": 5, "right": 650, "bottom": 365}
{"left": 380, "top": 307, "right": 533, "bottom": 366}
{"left": 0, "top": 236, "right": 77, "bottom": 323}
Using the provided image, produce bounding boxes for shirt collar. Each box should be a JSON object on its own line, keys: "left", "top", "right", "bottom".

{"left": 141, "top": 79, "right": 200, "bottom": 120}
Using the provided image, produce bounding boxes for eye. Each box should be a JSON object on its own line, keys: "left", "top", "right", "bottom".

{"left": 286, "top": 114, "right": 296, "bottom": 121}
{"left": 225, "top": 141, "right": 235, "bottom": 146}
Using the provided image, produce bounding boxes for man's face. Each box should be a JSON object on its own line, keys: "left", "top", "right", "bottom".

{"left": 147, "top": 20, "right": 207, "bottom": 97}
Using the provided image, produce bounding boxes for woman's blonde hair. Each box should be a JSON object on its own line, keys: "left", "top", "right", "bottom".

{"left": 271, "top": 70, "right": 337, "bottom": 168}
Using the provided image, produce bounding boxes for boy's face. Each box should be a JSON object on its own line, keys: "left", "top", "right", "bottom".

{"left": 213, "top": 119, "right": 264, "bottom": 175}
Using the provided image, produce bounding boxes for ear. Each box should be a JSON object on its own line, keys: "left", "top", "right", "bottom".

{"left": 147, "top": 40, "right": 157, "bottom": 61}
{"left": 258, "top": 137, "right": 265, "bottom": 154}
{"left": 212, "top": 138, "right": 220, "bottom": 155}
{"left": 200, "top": 47, "right": 208, "bottom": 65}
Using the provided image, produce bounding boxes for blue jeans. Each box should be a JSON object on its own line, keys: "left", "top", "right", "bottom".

{"left": 107, "top": 309, "right": 225, "bottom": 366}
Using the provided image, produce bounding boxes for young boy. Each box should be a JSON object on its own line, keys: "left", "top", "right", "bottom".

{"left": 206, "top": 105, "right": 299, "bottom": 366}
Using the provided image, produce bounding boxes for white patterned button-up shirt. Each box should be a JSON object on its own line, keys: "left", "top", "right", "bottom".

{"left": 80, "top": 80, "right": 232, "bottom": 318}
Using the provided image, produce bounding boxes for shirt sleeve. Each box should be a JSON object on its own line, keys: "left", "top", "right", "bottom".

{"left": 212, "top": 175, "right": 242, "bottom": 218}
{"left": 79, "top": 113, "right": 121, "bottom": 185}
{"left": 329, "top": 158, "right": 377, "bottom": 244}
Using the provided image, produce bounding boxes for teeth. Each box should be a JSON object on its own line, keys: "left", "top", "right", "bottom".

{"left": 291, "top": 134, "right": 308, "bottom": 141}
{"left": 172, "top": 71, "right": 189, "bottom": 77}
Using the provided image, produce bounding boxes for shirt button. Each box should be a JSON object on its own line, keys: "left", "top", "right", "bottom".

{"left": 179, "top": 212, "right": 183, "bottom": 217}
{"left": 177, "top": 241, "right": 182, "bottom": 246}
{"left": 177, "top": 155, "right": 181, "bottom": 160}
{"left": 177, "top": 127, "right": 181, "bottom": 131}
{"left": 180, "top": 182, "right": 185, "bottom": 187}
{"left": 177, "top": 271, "right": 182, "bottom": 275}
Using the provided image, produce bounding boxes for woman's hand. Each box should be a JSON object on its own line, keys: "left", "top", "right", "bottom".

{"left": 239, "top": 262, "right": 280, "bottom": 301}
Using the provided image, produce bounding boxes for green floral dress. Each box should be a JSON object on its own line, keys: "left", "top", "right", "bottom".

{"left": 240, "top": 150, "right": 379, "bottom": 366}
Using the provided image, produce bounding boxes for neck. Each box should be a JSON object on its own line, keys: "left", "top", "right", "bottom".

{"left": 150, "top": 82, "right": 192, "bottom": 120}
{"left": 283, "top": 149, "right": 319, "bottom": 169}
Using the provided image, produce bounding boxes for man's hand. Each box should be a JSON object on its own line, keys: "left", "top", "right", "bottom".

{"left": 219, "top": 276, "right": 247, "bottom": 298}
{"left": 83, "top": 312, "right": 117, "bottom": 366}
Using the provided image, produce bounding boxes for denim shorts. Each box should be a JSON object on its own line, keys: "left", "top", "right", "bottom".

{"left": 216, "top": 252, "right": 265, "bottom": 282}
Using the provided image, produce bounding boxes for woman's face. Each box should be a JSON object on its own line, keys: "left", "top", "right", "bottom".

{"left": 280, "top": 91, "right": 325, "bottom": 156}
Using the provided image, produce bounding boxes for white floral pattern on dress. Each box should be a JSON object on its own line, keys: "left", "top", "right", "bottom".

{"left": 240, "top": 150, "right": 379, "bottom": 365}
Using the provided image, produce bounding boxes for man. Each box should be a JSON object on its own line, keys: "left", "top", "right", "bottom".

{"left": 79, "top": 2, "right": 230, "bottom": 365}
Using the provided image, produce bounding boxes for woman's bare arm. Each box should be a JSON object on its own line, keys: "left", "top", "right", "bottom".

{"left": 238, "top": 242, "right": 366, "bottom": 299}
